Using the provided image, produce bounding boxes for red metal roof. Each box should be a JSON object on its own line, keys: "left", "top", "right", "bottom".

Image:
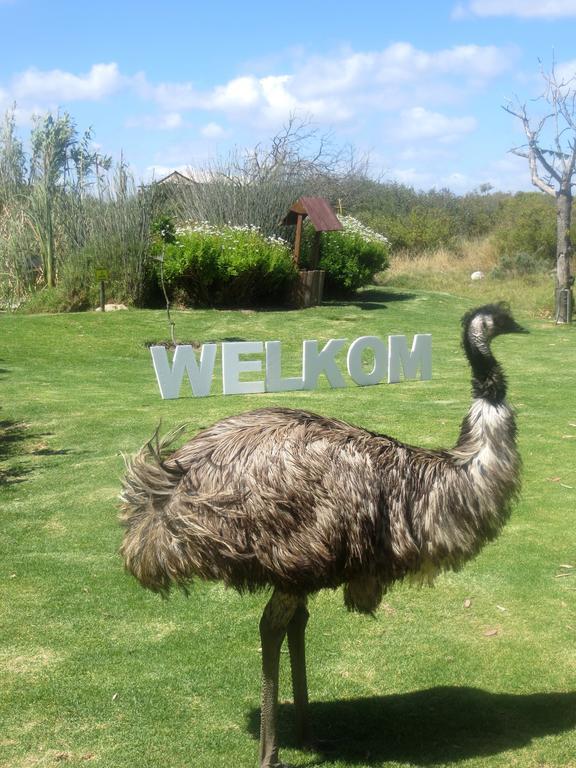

{"left": 282, "top": 197, "right": 343, "bottom": 231}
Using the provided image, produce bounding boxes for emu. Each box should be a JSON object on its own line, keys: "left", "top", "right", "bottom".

{"left": 120, "top": 303, "right": 527, "bottom": 768}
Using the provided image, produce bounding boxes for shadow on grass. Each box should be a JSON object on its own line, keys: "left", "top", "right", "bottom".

{"left": 144, "top": 336, "right": 247, "bottom": 349}
{"left": 323, "top": 289, "right": 416, "bottom": 311}
{"left": 0, "top": 418, "right": 33, "bottom": 486}
{"left": 0, "top": 362, "right": 70, "bottom": 486}
{"left": 247, "top": 686, "right": 576, "bottom": 765}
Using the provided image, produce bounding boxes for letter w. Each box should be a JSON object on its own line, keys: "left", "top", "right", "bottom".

{"left": 150, "top": 344, "right": 217, "bottom": 399}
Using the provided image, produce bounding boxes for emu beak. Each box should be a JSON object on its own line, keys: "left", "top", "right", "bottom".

{"left": 511, "top": 320, "right": 529, "bottom": 334}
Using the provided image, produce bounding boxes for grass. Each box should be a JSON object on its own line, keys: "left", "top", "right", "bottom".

{"left": 1, "top": 280, "right": 575, "bottom": 768}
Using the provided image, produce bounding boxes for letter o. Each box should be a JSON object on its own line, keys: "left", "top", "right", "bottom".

{"left": 347, "top": 336, "right": 386, "bottom": 386}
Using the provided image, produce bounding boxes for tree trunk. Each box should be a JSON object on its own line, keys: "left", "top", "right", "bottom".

{"left": 555, "top": 189, "right": 573, "bottom": 324}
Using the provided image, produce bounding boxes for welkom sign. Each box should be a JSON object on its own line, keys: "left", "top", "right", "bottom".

{"left": 150, "top": 334, "right": 432, "bottom": 400}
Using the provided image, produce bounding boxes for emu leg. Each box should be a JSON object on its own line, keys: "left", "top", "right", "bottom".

{"left": 259, "top": 590, "right": 298, "bottom": 768}
{"left": 287, "top": 600, "right": 311, "bottom": 747}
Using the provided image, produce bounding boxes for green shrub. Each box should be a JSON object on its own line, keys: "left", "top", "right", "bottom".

{"left": 160, "top": 222, "right": 296, "bottom": 307}
{"left": 301, "top": 215, "right": 390, "bottom": 296}
{"left": 491, "top": 251, "right": 551, "bottom": 279}
{"left": 361, "top": 206, "right": 457, "bottom": 253}
{"left": 493, "top": 193, "right": 557, "bottom": 266}
{"left": 18, "top": 284, "right": 92, "bottom": 314}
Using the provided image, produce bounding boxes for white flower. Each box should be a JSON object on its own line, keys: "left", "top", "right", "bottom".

{"left": 337, "top": 215, "right": 389, "bottom": 246}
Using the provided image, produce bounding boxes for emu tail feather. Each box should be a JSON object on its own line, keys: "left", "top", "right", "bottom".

{"left": 119, "top": 425, "right": 190, "bottom": 595}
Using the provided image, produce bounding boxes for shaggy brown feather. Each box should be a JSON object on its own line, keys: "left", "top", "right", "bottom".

{"left": 120, "top": 305, "right": 523, "bottom": 614}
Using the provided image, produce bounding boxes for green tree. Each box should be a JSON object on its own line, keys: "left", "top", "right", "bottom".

{"left": 0, "top": 105, "right": 26, "bottom": 206}
{"left": 27, "top": 112, "right": 110, "bottom": 286}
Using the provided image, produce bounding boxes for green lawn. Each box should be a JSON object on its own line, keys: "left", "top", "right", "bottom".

{"left": 1, "top": 288, "right": 575, "bottom": 768}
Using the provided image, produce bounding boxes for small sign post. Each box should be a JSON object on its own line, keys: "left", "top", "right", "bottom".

{"left": 95, "top": 268, "right": 109, "bottom": 312}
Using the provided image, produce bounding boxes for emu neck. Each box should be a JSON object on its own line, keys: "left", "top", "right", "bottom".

{"left": 455, "top": 326, "right": 516, "bottom": 461}
{"left": 463, "top": 329, "right": 507, "bottom": 404}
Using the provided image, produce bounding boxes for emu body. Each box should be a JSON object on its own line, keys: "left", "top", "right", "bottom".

{"left": 120, "top": 303, "right": 526, "bottom": 768}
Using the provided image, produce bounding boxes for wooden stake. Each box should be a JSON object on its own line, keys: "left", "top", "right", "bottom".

{"left": 293, "top": 214, "right": 303, "bottom": 266}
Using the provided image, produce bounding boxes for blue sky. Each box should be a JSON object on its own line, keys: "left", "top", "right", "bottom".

{"left": 2, "top": 0, "right": 576, "bottom": 192}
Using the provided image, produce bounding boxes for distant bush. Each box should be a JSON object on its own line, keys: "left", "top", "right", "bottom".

{"left": 376, "top": 206, "right": 457, "bottom": 253}
{"left": 159, "top": 222, "right": 296, "bottom": 307}
{"left": 493, "top": 193, "right": 557, "bottom": 266}
{"left": 350, "top": 185, "right": 511, "bottom": 253}
{"left": 18, "top": 284, "right": 92, "bottom": 314}
{"left": 491, "top": 251, "right": 550, "bottom": 279}
{"left": 301, "top": 215, "right": 390, "bottom": 296}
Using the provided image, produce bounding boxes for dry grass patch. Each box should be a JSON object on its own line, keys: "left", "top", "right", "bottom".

{"left": 0, "top": 647, "right": 60, "bottom": 676}
{"left": 380, "top": 236, "right": 554, "bottom": 318}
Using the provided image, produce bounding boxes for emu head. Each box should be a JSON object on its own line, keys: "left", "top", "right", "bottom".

{"left": 463, "top": 303, "right": 528, "bottom": 350}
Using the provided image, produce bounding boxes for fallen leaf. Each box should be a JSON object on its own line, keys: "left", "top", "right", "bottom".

{"left": 496, "top": 605, "right": 507, "bottom": 612}
{"left": 483, "top": 629, "right": 499, "bottom": 637}
{"left": 560, "top": 564, "right": 574, "bottom": 570}
{"left": 463, "top": 598, "right": 472, "bottom": 609}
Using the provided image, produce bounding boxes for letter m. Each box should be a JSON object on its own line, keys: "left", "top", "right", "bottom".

{"left": 388, "top": 334, "right": 432, "bottom": 383}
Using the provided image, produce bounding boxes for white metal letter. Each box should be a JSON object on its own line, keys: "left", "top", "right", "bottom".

{"left": 347, "top": 336, "right": 387, "bottom": 386}
{"left": 150, "top": 344, "right": 217, "bottom": 399}
{"left": 302, "top": 339, "right": 347, "bottom": 389}
{"left": 265, "top": 341, "right": 304, "bottom": 392}
{"left": 388, "top": 334, "right": 432, "bottom": 383}
{"left": 222, "top": 341, "right": 265, "bottom": 395}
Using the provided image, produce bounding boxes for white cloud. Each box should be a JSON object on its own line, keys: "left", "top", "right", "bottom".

{"left": 148, "top": 81, "right": 202, "bottom": 111}
{"left": 12, "top": 63, "right": 124, "bottom": 103}
{"left": 200, "top": 122, "right": 225, "bottom": 138}
{"left": 386, "top": 166, "right": 478, "bottom": 193}
{"left": 161, "top": 112, "right": 183, "bottom": 129}
{"left": 454, "top": 0, "right": 576, "bottom": 17}
{"left": 142, "top": 42, "right": 516, "bottom": 128}
{"left": 210, "top": 76, "right": 261, "bottom": 109}
{"left": 555, "top": 58, "right": 576, "bottom": 83}
{"left": 392, "top": 107, "right": 476, "bottom": 143}
{"left": 294, "top": 43, "right": 515, "bottom": 98}
{"left": 126, "top": 112, "right": 183, "bottom": 130}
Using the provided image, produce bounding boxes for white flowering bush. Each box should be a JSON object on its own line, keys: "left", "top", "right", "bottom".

{"left": 337, "top": 216, "right": 390, "bottom": 247}
{"left": 301, "top": 215, "right": 390, "bottom": 296}
{"left": 158, "top": 221, "right": 296, "bottom": 307}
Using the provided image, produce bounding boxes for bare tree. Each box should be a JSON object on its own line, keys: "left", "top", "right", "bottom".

{"left": 504, "top": 63, "right": 575, "bottom": 323}
{"left": 174, "top": 114, "right": 371, "bottom": 236}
